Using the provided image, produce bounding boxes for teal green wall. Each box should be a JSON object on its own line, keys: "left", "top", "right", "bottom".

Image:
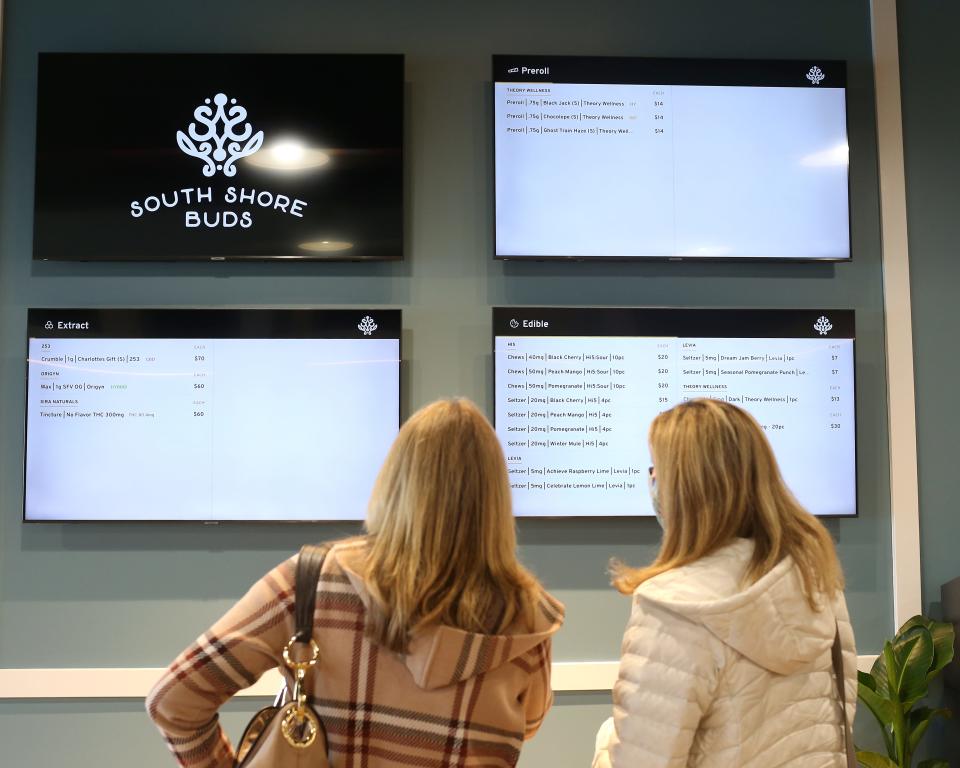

{"left": 899, "top": 0, "right": 960, "bottom": 762}
{"left": 0, "top": 1, "right": 893, "bottom": 765}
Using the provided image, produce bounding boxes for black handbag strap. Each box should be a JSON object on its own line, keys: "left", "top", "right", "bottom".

{"left": 832, "top": 623, "right": 857, "bottom": 767}
{"left": 294, "top": 544, "right": 328, "bottom": 643}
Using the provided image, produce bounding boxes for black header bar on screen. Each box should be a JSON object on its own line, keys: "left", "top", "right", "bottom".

{"left": 28, "top": 309, "right": 402, "bottom": 340}
{"left": 493, "top": 55, "right": 846, "bottom": 89}
{"left": 493, "top": 308, "right": 855, "bottom": 340}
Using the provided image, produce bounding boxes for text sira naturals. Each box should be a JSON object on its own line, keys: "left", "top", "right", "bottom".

{"left": 130, "top": 186, "right": 308, "bottom": 229}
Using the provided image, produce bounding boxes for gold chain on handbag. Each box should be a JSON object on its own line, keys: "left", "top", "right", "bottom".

{"left": 234, "top": 545, "right": 331, "bottom": 767}
{"left": 280, "top": 637, "right": 321, "bottom": 748}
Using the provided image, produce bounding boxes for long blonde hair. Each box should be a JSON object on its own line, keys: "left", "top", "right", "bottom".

{"left": 363, "top": 398, "right": 540, "bottom": 653}
{"left": 612, "top": 399, "right": 843, "bottom": 608}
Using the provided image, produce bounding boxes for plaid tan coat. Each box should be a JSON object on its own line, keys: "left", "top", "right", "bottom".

{"left": 147, "top": 539, "right": 564, "bottom": 768}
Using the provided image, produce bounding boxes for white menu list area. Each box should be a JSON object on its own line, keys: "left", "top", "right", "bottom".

{"left": 495, "top": 336, "right": 855, "bottom": 517}
{"left": 494, "top": 82, "right": 849, "bottom": 259}
{"left": 25, "top": 337, "right": 400, "bottom": 521}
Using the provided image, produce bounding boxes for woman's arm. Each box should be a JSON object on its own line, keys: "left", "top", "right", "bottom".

{"left": 521, "top": 639, "right": 554, "bottom": 739}
{"left": 834, "top": 592, "right": 858, "bottom": 727}
{"left": 594, "top": 595, "right": 721, "bottom": 768}
{"left": 146, "top": 556, "right": 298, "bottom": 768}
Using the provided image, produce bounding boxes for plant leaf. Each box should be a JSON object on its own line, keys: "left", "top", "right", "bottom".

{"left": 870, "top": 656, "right": 891, "bottom": 699}
{"left": 880, "top": 641, "right": 899, "bottom": 700}
{"left": 907, "top": 718, "right": 930, "bottom": 754}
{"left": 892, "top": 627, "right": 933, "bottom": 705}
{"left": 856, "top": 751, "right": 899, "bottom": 768}
{"left": 858, "top": 680, "right": 895, "bottom": 726}
{"left": 893, "top": 616, "right": 954, "bottom": 681}
{"left": 897, "top": 615, "right": 931, "bottom": 633}
{"left": 863, "top": 615, "right": 954, "bottom": 764}
{"left": 926, "top": 620, "right": 955, "bottom": 679}
{"left": 917, "top": 761, "right": 950, "bottom": 768}
{"left": 899, "top": 615, "right": 956, "bottom": 678}
{"left": 881, "top": 724, "right": 895, "bottom": 761}
{"left": 875, "top": 617, "right": 953, "bottom": 691}
{"left": 881, "top": 642, "right": 908, "bottom": 762}
{"left": 907, "top": 707, "right": 952, "bottom": 753}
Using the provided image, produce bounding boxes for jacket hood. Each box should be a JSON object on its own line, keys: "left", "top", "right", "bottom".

{"left": 636, "top": 538, "right": 836, "bottom": 675}
{"left": 335, "top": 547, "right": 564, "bottom": 691}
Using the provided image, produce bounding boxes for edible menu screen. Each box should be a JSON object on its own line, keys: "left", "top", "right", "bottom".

{"left": 494, "top": 55, "right": 849, "bottom": 260}
{"left": 34, "top": 53, "right": 404, "bottom": 261}
{"left": 25, "top": 309, "right": 401, "bottom": 522}
{"left": 493, "top": 308, "right": 856, "bottom": 518}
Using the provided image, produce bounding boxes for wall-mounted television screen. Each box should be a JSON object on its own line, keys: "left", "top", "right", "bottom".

{"left": 34, "top": 53, "right": 404, "bottom": 261}
{"left": 24, "top": 309, "right": 401, "bottom": 522}
{"left": 493, "top": 55, "right": 850, "bottom": 260}
{"left": 493, "top": 307, "right": 856, "bottom": 517}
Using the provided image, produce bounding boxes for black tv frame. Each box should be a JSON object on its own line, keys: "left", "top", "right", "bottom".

{"left": 23, "top": 307, "right": 403, "bottom": 523}
{"left": 491, "top": 54, "right": 852, "bottom": 263}
{"left": 33, "top": 53, "right": 405, "bottom": 262}
{"left": 491, "top": 306, "right": 859, "bottom": 518}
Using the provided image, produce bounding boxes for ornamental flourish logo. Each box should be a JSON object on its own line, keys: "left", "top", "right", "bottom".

{"left": 176, "top": 93, "right": 264, "bottom": 178}
{"left": 806, "top": 66, "right": 825, "bottom": 86}
{"left": 509, "top": 319, "right": 520, "bottom": 329}
{"left": 814, "top": 316, "right": 833, "bottom": 336}
{"left": 358, "top": 316, "right": 378, "bottom": 336}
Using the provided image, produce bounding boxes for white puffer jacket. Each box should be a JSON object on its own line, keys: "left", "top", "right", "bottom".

{"left": 593, "top": 538, "right": 856, "bottom": 768}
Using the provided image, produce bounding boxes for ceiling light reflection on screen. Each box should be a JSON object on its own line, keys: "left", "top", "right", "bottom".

{"left": 298, "top": 240, "right": 355, "bottom": 253}
{"left": 800, "top": 142, "right": 849, "bottom": 168}
{"left": 245, "top": 139, "right": 331, "bottom": 171}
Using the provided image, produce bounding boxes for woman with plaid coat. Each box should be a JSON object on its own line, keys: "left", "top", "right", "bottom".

{"left": 147, "top": 398, "right": 564, "bottom": 768}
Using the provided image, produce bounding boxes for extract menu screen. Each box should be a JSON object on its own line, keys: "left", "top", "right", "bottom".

{"left": 24, "top": 309, "right": 401, "bottom": 522}
{"left": 494, "top": 56, "right": 850, "bottom": 260}
{"left": 494, "top": 308, "right": 856, "bottom": 518}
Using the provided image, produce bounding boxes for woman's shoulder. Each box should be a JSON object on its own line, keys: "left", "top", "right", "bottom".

{"left": 323, "top": 537, "right": 367, "bottom": 570}
{"left": 636, "top": 538, "right": 756, "bottom": 605}
{"left": 267, "top": 538, "right": 368, "bottom": 594}
{"left": 530, "top": 586, "right": 565, "bottom": 635}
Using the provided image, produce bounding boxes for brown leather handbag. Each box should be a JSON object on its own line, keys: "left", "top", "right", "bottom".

{"left": 235, "top": 545, "right": 331, "bottom": 767}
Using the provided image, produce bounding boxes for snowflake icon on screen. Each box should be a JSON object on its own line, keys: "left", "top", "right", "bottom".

{"left": 358, "top": 316, "right": 378, "bottom": 336}
{"left": 814, "top": 316, "right": 833, "bottom": 336}
{"left": 806, "top": 66, "right": 826, "bottom": 85}
{"left": 44, "top": 321, "right": 54, "bottom": 330}
{"left": 509, "top": 319, "right": 520, "bottom": 329}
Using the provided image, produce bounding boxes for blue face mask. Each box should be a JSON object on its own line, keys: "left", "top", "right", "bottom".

{"left": 648, "top": 471, "right": 663, "bottom": 529}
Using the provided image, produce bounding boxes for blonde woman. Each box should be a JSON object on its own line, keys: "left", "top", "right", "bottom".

{"left": 147, "top": 398, "right": 563, "bottom": 768}
{"left": 593, "top": 399, "right": 856, "bottom": 768}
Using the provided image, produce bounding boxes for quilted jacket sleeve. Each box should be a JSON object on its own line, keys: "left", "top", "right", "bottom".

{"left": 593, "top": 593, "right": 723, "bottom": 768}
{"left": 835, "top": 592, "right": 858, "bottom": 727}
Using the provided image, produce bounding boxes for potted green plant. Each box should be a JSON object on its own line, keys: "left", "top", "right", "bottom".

{"left": 856, "top": 615, "right": 955, "bottom": 768}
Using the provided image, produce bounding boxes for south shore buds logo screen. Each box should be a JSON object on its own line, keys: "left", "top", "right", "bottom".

{"left": 33, "top": 53, "right": 404, "bottom": 261}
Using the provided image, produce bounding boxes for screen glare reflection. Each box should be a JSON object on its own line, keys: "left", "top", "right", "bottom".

{"left": 245, "top": 139, "right": 331, "bottom": 171}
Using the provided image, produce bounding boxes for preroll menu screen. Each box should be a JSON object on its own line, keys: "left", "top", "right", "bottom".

{"left": 494, "top": 56, "right": 849, "bottom": 260}
{"left": 493, "top": 308, "right": 856, "bottom": 518}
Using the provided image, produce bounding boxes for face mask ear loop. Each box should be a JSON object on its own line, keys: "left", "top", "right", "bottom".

{"left": 648, "top": 470, "right": 663, "bottom": 529}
